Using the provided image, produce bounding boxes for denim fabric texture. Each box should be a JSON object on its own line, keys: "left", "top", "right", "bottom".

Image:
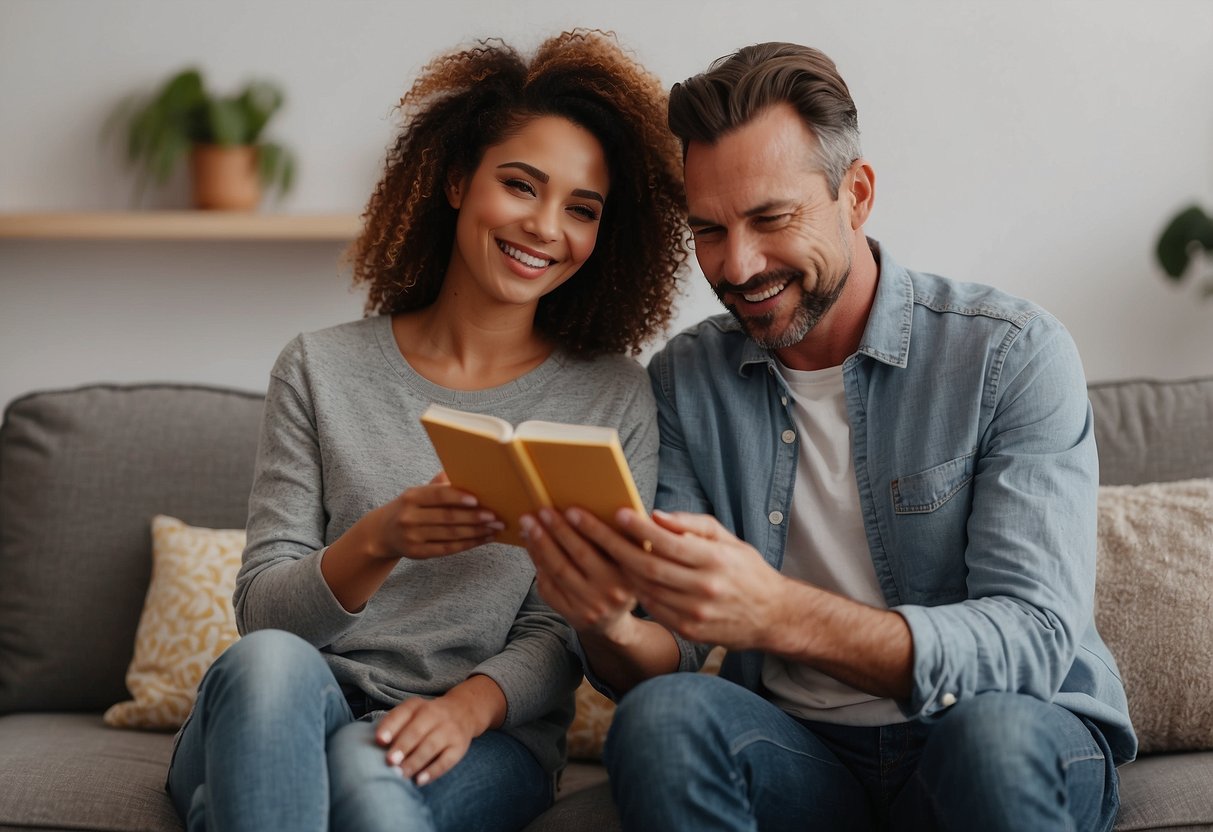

{"left": 644, "top": 242, "right": 1135, "bottom": 767}
{"left": 606, "top": 673, "right": 1119, "bottom": 832}
{"left": 167, "top": 630, "right": 552, "bottom": 832}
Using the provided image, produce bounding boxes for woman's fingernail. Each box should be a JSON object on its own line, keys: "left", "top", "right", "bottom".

{"left": 461, "top": 495, "right": 478, "bottom": 507}
{"left": 387, "top": 749, "right": 403, "bottom": 766}
{"left": 487, "top": 521, "right": 505, "bottom": 531}
{"left": 565, "top": 508, "right": 582, "bottom": 526}
{"left": 415, "top": 771, "right": 431, "bottom": 786}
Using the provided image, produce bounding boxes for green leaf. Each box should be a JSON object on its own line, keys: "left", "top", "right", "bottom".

{"left": 206, "top": 98, "right": 248, "bottom": 146}
{"left": 239, "top": 80, "right": 284, "bottom": 143}
{"left": 1156, "top": 205, "right": 1213, "bottom": 280}
{"left": 155, "top": 69, "right": 206, "bottom": 121}
{"left": 256, "top": 141, "right": 296, "bottom": 198}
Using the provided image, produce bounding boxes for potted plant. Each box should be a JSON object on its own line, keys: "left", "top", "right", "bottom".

{"left": 109, "top": 67, "right": 296, "bottom": 210}
{"left": 1156, "top": 204, "right": 1213, "bottom": 298}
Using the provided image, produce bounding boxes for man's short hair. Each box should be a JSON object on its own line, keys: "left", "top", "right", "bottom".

{"left": 668, "top": 42, "right": 861, "bottom": 198}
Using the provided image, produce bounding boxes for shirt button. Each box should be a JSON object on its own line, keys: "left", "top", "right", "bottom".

{"left": 768, "top": 511, "right": 784, "bottom": 525}
{"left": 781, "top": 429, "right": 796, "bottom": 444}
{"left": 940, "top": 692, "right": 957, "bottom": 707}
{"left": 781, "top": 396, "right": 788, "bottom": 405}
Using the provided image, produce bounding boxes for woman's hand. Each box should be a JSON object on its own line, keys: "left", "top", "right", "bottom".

{"left": 321, "top": 473, "right": 503, "bottom": 612}
{"left": 371, "top": 472, "right": 504, "bottom": 560}
{"left": 375, "top": 675, "right": 507, "bottom": 785}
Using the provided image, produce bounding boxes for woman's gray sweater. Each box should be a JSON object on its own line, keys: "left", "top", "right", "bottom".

{"left": 235, "top": 315, "right": 658, "bottom": 775}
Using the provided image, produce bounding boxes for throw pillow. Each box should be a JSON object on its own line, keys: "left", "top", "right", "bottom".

{"left": 1094, "top": 478, "right": 1213, "bottom": 753}
{"left": 567, "top": 645, "right": 724, "bottom": 761}
{"left": 103, "top": 515, "right": 245, "bottom": 729}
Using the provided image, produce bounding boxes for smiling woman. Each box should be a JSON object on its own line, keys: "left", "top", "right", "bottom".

{"left": 352, "top": 30, "right": 686, "bottom": 358}
{"left": 163, "top": 29, "right": 687, "bottom": 832}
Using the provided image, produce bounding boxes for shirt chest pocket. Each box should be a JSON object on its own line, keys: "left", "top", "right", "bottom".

{"left": 890, "top": 451, "right": 975, "bottom": 514}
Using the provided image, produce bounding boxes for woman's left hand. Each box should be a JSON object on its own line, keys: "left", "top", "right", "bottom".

{"left": 375, "top": 675, "right": 507, "bottom": 785}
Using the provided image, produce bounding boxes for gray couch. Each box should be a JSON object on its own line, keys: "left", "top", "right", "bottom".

{"left": 1, "top": 379, "right": 1210, "bottom": 831}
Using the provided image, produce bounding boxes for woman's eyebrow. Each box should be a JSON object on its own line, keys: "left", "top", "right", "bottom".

{"left": 497, "top": 162, "right": 548, "bottom": 182}
{"left": 572, "top": 189, "right": 604, "bottom": 204}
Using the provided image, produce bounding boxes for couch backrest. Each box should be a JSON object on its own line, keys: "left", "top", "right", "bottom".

{"left": 0, "top": 384, "right": 263, "bottom": 713}
{"left": 1088, "top": 376, "right": 1213, "bottom": 486}
{"left": 1, "top": 376, "right": 1210, "bottom": 714}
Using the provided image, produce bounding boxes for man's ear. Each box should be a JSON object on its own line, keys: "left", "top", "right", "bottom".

{"left": 845, "top": 159, "right": 875, "bottom": 230}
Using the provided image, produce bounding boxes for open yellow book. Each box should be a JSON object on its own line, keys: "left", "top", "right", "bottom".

{"left": 420, "top": 403, "right": 645, "bottom": 547}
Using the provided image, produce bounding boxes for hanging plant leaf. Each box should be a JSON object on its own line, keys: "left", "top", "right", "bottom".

{"left": 1156, "top": 205, "right": 1213, "bottom": 280}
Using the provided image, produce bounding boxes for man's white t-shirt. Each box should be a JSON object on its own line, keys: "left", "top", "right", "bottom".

{"left": 760, "top": 360, "right": 905, "bottom": 726}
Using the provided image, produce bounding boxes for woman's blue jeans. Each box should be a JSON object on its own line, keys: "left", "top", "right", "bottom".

{"left": 166, "top": 629, "right": 552, "bottom": 832}
{"left": 604, "top": 673, "right": 1119, "bottom": 832}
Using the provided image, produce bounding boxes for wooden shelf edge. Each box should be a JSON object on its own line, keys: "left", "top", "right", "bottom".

{"left": 0, "top": 212, "right": 362, "bottom": 241}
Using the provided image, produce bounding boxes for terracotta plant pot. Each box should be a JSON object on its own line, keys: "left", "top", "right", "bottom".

{"left": 190, "top": 145, "right": 261, "bottom": 211}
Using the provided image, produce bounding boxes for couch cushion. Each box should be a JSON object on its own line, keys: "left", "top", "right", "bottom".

{"left": 1113, "top": 752, "right": 1213, "bottom": 831}
{"left": 1089, "top": 376, "right": 1213, "bottom": 486}
{"left": 0, "top": 712, "right": 181, "bottom": 831}
{"left": 523, "top": 755, "right": 1213, "bottom": 832}
{"left": 0, "top": 385, "right": 263, "bottom": 713}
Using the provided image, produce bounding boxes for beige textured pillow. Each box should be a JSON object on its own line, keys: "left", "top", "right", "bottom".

{"left": 1094, "top": 479, "right": 1213, "bottom": 753}
{"left": 104, "top": 515, "right": 245, "bottom": 729}
{"left": 567, "top": 646, "right": 724, "bottom": 760}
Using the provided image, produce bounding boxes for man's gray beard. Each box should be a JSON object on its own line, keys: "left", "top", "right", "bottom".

{"left": 724, "top": 268, "right": 850, "bottom": 350}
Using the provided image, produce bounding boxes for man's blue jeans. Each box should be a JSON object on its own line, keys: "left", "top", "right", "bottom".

{"left": 605, "top": 673, "right": 1119, "bottom": 832}
{"left": 166, "top": 630, "right": 552, "bottom": 832}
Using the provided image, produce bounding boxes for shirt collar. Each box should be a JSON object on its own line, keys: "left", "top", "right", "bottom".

{"left": 736, "top": 238, "right": 913, "bottom": 376}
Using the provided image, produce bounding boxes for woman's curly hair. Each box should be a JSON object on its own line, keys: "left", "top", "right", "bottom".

{"left": 349, "top": 30, "right": 687, "bottom": 357}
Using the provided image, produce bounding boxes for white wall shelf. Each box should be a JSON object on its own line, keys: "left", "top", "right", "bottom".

{"left": 0, "top": 212, "right": 361, "bottom": 241}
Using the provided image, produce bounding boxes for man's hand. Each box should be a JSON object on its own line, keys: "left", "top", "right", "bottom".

{"left": 521, "top": 509, "right": 681, "bottom": 691}
{"left": 569, "top": 507, "right": 787, "bottom": 651}
{"left": 521, "top": 508, "right": 640, "bottom": 641}
{"left": 579, "top": 507, "right": 913, "bottom": 698}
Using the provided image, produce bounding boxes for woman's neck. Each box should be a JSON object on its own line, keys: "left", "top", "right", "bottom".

{"left": 391, "top": 289, "right": 553, "bottom": 391}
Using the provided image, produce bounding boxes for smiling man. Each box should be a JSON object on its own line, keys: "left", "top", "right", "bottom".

{"left": 521, "top": 42, "right": 1136, "bottom": 831}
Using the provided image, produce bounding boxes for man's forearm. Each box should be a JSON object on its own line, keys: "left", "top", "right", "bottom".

{"left": 763, "top": 577, "right": 914, "bottom": 699}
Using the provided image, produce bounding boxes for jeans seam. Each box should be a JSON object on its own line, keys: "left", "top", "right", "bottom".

{"left": 1059, "top": 752, "right": 1104, "bottom": 771}
{"left": 728, "top": 734, "right": 849, "bottom": 768}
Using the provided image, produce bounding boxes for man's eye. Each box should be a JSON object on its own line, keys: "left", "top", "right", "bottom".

{"left": 755, "top": 214, "right": 788, "bottom": 226}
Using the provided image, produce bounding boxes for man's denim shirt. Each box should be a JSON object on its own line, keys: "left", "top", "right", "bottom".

{"left": 646, "top": 243, "right": 1137, "bottom": 765}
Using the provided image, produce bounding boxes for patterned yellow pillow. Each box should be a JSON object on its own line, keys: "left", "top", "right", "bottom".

{"left": 103, "top": 515, "right": 245, "bottom": 729}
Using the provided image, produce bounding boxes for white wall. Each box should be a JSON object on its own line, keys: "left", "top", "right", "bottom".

{"left": 2, "top": 0, "right": 1211, "bottom": 411}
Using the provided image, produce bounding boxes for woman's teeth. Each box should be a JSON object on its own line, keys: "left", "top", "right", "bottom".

{"left": 498, "top": 241, "right": 551, "bottom": 269}
{"left": 743, "top": 280, "right": 788, "bottom": 303}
